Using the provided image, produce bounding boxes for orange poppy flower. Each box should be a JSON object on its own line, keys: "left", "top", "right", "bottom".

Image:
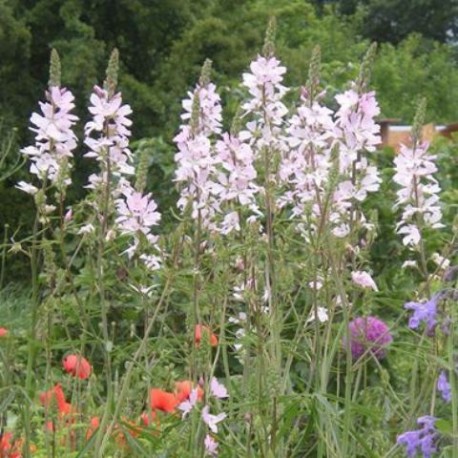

{"left": 194, "top": 324, "right": 218, "bottom": 347}
{"left": 63, "top": 354, "right": 92, "bottom": 379}
{"left": 175, "top": 380, "right": 204, "bottom": 403}
{"left": 0, "top": 327, "right": 8, "bottom": 337}
{"left": 149, "top": 388, "right": 178, "bottom": 413}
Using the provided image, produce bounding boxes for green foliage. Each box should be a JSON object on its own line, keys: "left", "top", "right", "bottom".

{"left": 337, "top": 0, "right": 458, "bottom": 44}
{"left": 372, "top": 35, "right": 458, "bottom": 123}
{"left": 0, "top": 0, "right": 35, "bottom": 132}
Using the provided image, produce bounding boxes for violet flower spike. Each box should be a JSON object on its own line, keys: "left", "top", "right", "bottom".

{"left": 437, "top": 371, "right": 451, "bottom": 403}
{"left": 397, "top": 415, "right": 439, "bottom": 458}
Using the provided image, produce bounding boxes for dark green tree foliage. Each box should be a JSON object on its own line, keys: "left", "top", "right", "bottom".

{"left": 79, "top": 0, "right": 211, "bottom": 137}
{"left": 0, "top": 0, "right": 34, "bottom": 135}
{"left": 337, "top": 0, "right": 458, "bottom": 44}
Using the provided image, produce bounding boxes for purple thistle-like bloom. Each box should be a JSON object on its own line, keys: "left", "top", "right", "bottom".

{"left": 437, "top": 371, "right": 451, "bottom": 403}
{"left": 346, "top": 316, "right": 393, "bottom": 359}
{"left": 404, "top": 293, "right": 443, "bottom": 334}
{"left": 397, "top": 416, "right": 438, "bottom": 458}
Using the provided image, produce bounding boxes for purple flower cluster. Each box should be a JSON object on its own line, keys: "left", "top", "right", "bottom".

{"left": 397, "top": 416, "right": 438, "bottom": 458}
{"left": 346, "top": 316, "right": 393, "bottom": 360}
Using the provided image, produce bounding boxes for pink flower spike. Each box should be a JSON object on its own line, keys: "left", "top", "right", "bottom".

{"left": 178, "top": 388, "right": 200, "bottom": 418}
{"left": 202, "top": 406, "right": 226, "bottom": 433}
{"left": 351, "top": 271, "right": 378, "bottom": 291}
{"left": 210, "top": 377, "right": 228, "bottom": 399}
{"left": 204, "top": 434, "right": 219, "bottom": 456}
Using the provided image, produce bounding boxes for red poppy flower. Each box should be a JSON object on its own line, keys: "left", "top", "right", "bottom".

{"left": 40, "top": 384, "right": 67, "bottom": 414}
{"left": 175, "top": 380, "right": 204, "bottom": 403}
{"left": 194, "top": 324, "right": 218, "bottom": 347}
{"left": 140, "top": 410, "right": 159, "bottom": 427}
{"left": 0, "top": 327, "right": 8, "bottom": 337}
{"left": 0, "top": 432, "right": 27, "bottom": 458}
{"left": 63, "top": 354, "right": 92, "bottom": 379}
{"left": 149, "top": 388, "right": 178, "bottom": 413}
{"left": 86, "top": 417, "right": 100, "bottom": 441}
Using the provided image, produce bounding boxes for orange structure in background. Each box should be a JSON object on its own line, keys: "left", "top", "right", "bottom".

{"left": 378, "top": 119, "right": 458, "bottom": 151}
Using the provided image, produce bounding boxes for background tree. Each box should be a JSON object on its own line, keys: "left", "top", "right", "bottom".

{"left": 337, "top": 0, "right": 458, "bottom": 44}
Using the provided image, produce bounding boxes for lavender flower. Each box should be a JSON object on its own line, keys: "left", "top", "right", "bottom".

{"left": 346, "top": 316, "right": 393, "bottom": 359}
{"left": 404, "top": 293, "right": 443, "bottom": 334}
{"left": 397, "top": 416, "right": 438, "bottom": 458}
{"left": 437, "top": 371, "right": 451, "bottom": 403}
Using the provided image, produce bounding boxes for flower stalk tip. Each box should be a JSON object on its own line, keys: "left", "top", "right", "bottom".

{"left": 48, "top": 49, "right": 61, "bottom": 88}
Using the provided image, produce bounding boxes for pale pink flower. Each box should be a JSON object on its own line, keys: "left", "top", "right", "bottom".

{"left": 77, "top": 224, "right": 95, "bottom": 235}
{"left": 181, "top": 82, "right": 222, "bottom": 136}
{"left": 115, "top": 184, "right": 161, "bottom": 259}
{"left": 210, "top": 378, "right": 229, "bottom": 399}
{"left": 241, "top": 55, "right": 288, "bottom": 153}
{"left": 219, "top": 211, "right": 240, "bottom": 235}
{"left": 64, "top": 208, "right": 73, "bottom": 222}
{"left": 393, "top": 141, "right": 443, "bottom": 247}
{"left": 397, "top": 224, "right": 421, "bottom": 247}
{"left": 15, "top": 181, "right": 38, "bottom": 195}
{"left": 279, "top": 98, "right": 334, "bottom": 216}
{"left": 178, "top": 388, "right": 200, "bottom": 418}
{"left": 202, "top": 406, "right": 227, "bottom": 433}
{"left": 84, "top": 85, "right": 134, "bottom": 195}
{"left": 140, "top": 254, "right": 162, "bottom": 271}
{"left": 204, "top": 434, "right": 219, "bottom": 456}
{"left": 116, "top": 187, "right": 161, "bottom": 236}
{"left": 20, "top": 86, "right": 78, "bottom": 191}
{"left": 306, "top": 306, "right": 329, "bottom": 324}
{"left": 351, "top": 271, "right": 378, "bottom": 291}
{"left": 174, "top": 77, "right": 222, "bottom": 230}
